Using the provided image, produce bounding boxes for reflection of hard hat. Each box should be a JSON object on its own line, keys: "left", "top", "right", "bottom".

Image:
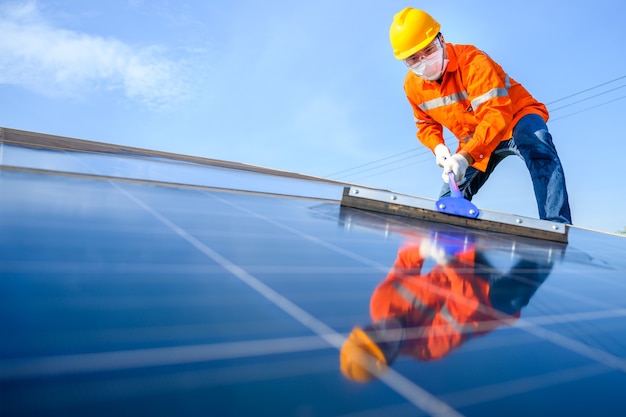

{"left": 340, "top": 327, "right": 388, "bottom": 382}
{"left": 390, "top": 8, "right": 441, "bottom": 60}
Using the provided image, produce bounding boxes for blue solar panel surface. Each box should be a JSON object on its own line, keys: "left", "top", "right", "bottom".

{"left": 2, "top": 138, "right": 626, "bottom": 416}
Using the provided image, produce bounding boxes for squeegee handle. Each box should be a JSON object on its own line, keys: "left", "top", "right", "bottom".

{"left": 448, "top": 172, "right": 463, "bottom": 198}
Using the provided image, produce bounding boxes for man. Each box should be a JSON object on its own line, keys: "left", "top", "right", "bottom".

{"left": 389, "top": 8, "right": 572, "bottom": 224}
{"left": 340, "top": 233, "right": 553, "bottom": 382}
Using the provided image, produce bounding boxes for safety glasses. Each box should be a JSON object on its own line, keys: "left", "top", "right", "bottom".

{"left": 404, "top": 37, "right": 443, "bottom": 67}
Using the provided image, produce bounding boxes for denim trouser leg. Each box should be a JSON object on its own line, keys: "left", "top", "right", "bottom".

{"left": 438, "top": 114, "right": 572, "bottom": 224}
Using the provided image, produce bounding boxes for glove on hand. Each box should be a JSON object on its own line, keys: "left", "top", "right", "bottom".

{"left": 419, "top": 238, "right": 452, "bottom": 265}
{"left": 442, "top": 153, "right": 469, "bottom": 184}
{"left": 433, "top": 144, "right": 451, "bottom": 168}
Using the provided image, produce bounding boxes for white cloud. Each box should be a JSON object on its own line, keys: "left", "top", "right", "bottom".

{"left": 0, "top": 1, "right": 190, "bottom": 109}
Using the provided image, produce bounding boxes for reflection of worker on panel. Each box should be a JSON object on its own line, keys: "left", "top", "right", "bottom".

{"left": 340, "top": 232, "right": 553, "bottom": 383}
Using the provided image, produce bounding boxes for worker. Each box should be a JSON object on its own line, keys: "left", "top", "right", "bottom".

{"left": 389, "top": 8, "right": 572, "bottom": 224}
{"left": 340, "top": 233, "right": 553, "bottom": 382}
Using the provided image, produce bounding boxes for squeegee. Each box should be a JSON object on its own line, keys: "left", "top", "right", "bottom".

{"left": 435, "top": 172, "right": 479, "bottom": 219}
{"left": 340, "top": 181, "right": 568, "bottom": 243}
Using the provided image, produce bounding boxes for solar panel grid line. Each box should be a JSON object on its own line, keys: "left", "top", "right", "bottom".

{"left": 532, "top": 279, "right": 626, "bottom": 311}
{"left": 438, "top": 363, "right": 612, "bottom": 409}
{"left": 0, "top": 336, "right": 331, "bottom": 381}
{"left": 376, "top": 372, "right": 466, "bottom": 417}
{"left": 537, "top": 318, "right": 626, "bottom": 365}
{"left": 591, "top": 273, "right": 626, "bottom": 290}
{"left": 225, "top": 265, "right": 381, "bottom": 274}
{"left": 0, "top": 261, "right": 230, "bottom": 274}
{"left": 334, "top": 403, "right": 429, "bottom": 417}
{"left": 443, "top": 332, "right": 539, "bottom": 354}
{"left": 5, "top": 356, "right": 343, "bottom": 415}
{"left": 205, "top": 192, "right": 391, "bottom": 272}
{"left": 112, "top": 182, "right": 467, "bottom": 417}
{"left": 3, "top": 320, "right": 310, "bottom": 352}
{"left": 519, "top": 309, "right": 626, "bottom": 327}
{"left": 13, "top": 305, "right": 619, "bottom": 373}
{"left": 520, "top": 325, "right": 626, "bottom": 373}
{"left": 519, "top": 297, "right": 625, "bottom": 361}
{"left": 166, "top": 355, "right": 340, "bottom": 386}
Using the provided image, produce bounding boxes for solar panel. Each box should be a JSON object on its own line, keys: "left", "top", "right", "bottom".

{"left": 2, "top": 128, "right": 626, "bottom": 416}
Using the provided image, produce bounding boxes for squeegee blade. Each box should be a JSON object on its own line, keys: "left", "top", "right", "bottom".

{"left": 340, "top": 186, "right": 568, "bottom": 243}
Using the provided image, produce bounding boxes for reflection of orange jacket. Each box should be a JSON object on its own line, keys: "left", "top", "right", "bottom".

{"left": 370, "top": 244, "right": 518, "bottom": 361}
{"left": 404, "top": 43, "right": 549, "bottom": 172}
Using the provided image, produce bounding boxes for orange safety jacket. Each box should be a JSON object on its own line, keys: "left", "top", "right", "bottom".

{"left": 404, "top": 43, "right": 549, "bottom": 172}
{"left": 370, "top": 244, "right": 518, "bottom": 361}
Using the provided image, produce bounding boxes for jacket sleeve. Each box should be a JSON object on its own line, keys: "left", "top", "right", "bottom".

{"left": 404, "top": 80, "right": 444, "bottom": 152}
{"left": 459, "top": 50, "right": 514, "bottom": 164}
{"left": 394, "top": 243, "right": 426, "bottom": 273}
{"left": 369, "top": 244, "right": 428, "bottom": 323}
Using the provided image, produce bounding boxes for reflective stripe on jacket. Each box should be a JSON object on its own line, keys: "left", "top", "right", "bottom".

{"left": 404, "top": 43, "right": 549, "bottom": 172}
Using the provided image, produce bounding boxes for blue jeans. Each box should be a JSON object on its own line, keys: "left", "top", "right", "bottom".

{"left": 439, "top": 114, "right": 572, "bottom": 224}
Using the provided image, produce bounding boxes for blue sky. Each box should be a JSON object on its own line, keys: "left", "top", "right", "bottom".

{"left": 1, "top": 0, "right": 625, "bottom": 233}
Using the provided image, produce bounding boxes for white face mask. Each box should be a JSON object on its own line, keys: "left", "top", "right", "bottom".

{"left": 408, "top": 43, "right": 449, "bottom": 81}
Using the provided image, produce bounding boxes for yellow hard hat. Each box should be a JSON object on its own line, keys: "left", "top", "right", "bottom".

{"left": 390, "top": 8, "right": 441, "bottom": 60}
{"left": 340, "top": 327, "right": 389, "bottom": 383}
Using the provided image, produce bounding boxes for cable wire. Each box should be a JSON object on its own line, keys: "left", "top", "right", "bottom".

{"left": 549, "top": 84, "right": 625, "bottom": 112}
{"left": 544, "top": 75, "right": 626, "bottom": 105}
{"left": 326, "top": 147, "right": 423, "bottom": 178}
